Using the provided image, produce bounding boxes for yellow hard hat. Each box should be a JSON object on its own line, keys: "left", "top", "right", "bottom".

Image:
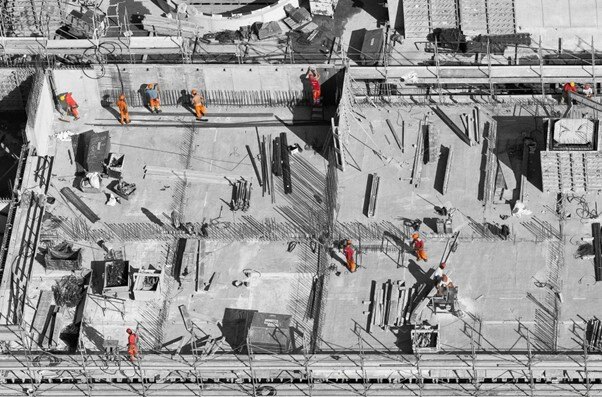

{"left": 59, "top": 95, "right": 65, "bottom": 101}
{"left": 570, "top": 81, "right": 575, "bottom": 87}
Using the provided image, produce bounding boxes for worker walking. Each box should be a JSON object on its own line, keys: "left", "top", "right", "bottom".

{"left": 145, "top": 83, "right": 162, "bottom": 113}
{"left": 306, "top": 67, "right": 321, "bottom": 106}
{"left": 116, "top": 94, "right": 131, "bottom": 125}
{"left": 190, "top": 89, "right": 207, "bottom": 120}
{"left": 563, "top": 81, "right": 577, "bottom": 104}
{"left": 342, "top": 239, "right": 357, "bottom": 273}
{"left": 126, "top": 328, "right": 139, "bottom": 362}
{"left": 61, "top": 92, "right": 79, "bottom": 120}
{"left": 411, "top": 233, "right": 428, "bottom": 262}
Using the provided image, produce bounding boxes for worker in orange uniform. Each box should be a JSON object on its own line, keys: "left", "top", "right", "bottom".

{"left": 411, "top": 233, "right": 428, "bottom": 262}
{"left": 342, "top": 240, "right": 357, "bottom": 272}
{"left": 563, "top": 81, "right": 577, "bottom": 104}
{"left": 126, "top": 328, "right": 139, "bottom": 362}
{"left": 190, "top": 89, "right": 207, "bottom": 120}
{"left": 145, "top": 83, "right": 162, "bottom": 113}
{"left": 306, "top": 67, "right": 321, "bottom": 106}
{"left": 116, "top": 94, "right": 131, "bottom": 125}
{"left": 63, "top": 92, "right": 79, "bottom": 120}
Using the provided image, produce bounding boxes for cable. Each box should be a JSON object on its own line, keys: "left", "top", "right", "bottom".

{"left": 567, "top": 194, "right": 598, "bottom": 222}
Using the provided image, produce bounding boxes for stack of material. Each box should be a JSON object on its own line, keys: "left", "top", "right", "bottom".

{"left": 411, "top": 324, "right": 440, "bottom": 353}
{"left": 142, "top": 15, "right": 201, "bottom": 38}
{"left": 586, "top": 317, "right": 602, "bottom": 351}
{"left": 230, "top": 179, "right": 252, "bottom": 211}
{"left": 257, "top": 21, "right": 283, "bottom": 40}
{"left": 309, "top": 0, "right": 336, "bottom": 17}
{"left": 366, "top": 280, "right": 417, "bottom": 333}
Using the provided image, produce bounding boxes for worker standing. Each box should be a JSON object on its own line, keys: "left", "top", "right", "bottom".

{"left": 190, "top": 89, "right": 207, "bottom": 120}
{"left": 563, "top": 81, "right": 577, "bottom": 104}
{"left": 126, "top": 328, "right": 139, "bottom": 362}
{"left": 64, "top": 92, "right": 80, "bottom": 120}
{"left": 306, "top": 67, "right": 321, "bottom": 106}
{"left": 411, "top": 233, "right": 428, "bottom": 262}
{"left": 116, "top": 94, "right": 131, "bottom": 125}
{"left": 342, "top": 240, "right": 357, "bottom": 273}
{"left": 145, "top": 83, "right": 162, "bottom": 113}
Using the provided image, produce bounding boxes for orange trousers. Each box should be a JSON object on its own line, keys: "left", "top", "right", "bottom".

{"left": 346, "top": 259, "right": 357, "bottom": 272}
{"left": 194, "top": 104, "right": 207, "bottom": 118}
{"left": 120, "top": 111, "right": 131, "bottom": 125}
{"left": 149, "top": 98, "right": 161, "bottom": 111}
{"left": 128, "top": 344, "right": 138, "bottom": 361}
{"left": 68, "top": 106, "right": 79, "bottom": 119}
{"left": 415, "top": 249, "right": 428, "bottom": 262}
{"left": 312, "top": 89, "right": 321, "bottom": 104}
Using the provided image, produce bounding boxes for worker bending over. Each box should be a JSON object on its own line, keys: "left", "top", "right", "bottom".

{"left": 190, "top": 89, "right": 207, "bottom": 120}
{"left": 116, "top": 94, "right": 131, "bottom": 125}
{"left": 146, "top": 83, "right": 162, "bottom": 113}
{"left": 306, "top": 67, "right": 321, "bottom": 106}
{"left": 583, "top": 84, "right": 594, "bottom": 98}
{"left": 343, "top": 240, "right": 357, "bottom": 273}
{"left": 411, "top": 233, "right": 428, "bottom": 262}
{"left": 61, "top": 92, "right": 80, "bottom": 120}
{"left": 436, "top": 274, "right": 454, "bottom": 296}
{"left": 126, "top": 328, "right": 139, "bottom": 362}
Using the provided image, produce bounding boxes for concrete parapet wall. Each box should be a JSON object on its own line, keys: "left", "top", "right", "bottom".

{"left": 24, "top": 72, "right": 53, "bottom": 155}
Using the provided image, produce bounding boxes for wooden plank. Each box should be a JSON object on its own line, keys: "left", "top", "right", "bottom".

{"left": 204, "top": 272, "right": 221, "bottom": 291}
{"left": 385, "top": 119, "right": 403, "bottom": 150}
{"left": 442, "top": 147, "right": 453, "bottom": 195}
{"left": 195, "top": 240, "right": 204, "bottom": 293}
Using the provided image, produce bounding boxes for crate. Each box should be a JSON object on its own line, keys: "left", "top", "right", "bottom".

{"left": 411, "top": 325, "right": 440, "bottom": 353}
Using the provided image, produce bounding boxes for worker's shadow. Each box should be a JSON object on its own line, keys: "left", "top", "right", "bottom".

{"left": 101, "top": 94, "right": 121, "bottom": 121}
{"left": 141, "top": 207, "right": 164, "bottom": 227}
{"left": 408, "top": 259, "right": 436, "bottom": 288}
{"left": 138, "top": 84, "right": 151, "bottom": 113}
{"left": 328, "top": 247, "right": 347, "bottom": 268}
{"left": 177, "top": 89, "right": 195, "bottom": 116}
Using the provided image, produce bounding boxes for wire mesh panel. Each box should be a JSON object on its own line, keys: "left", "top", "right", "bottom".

{"left": 430, "top": 0, "right": 458, "bottom": 30}
{"left": 403, "top": 0, "right": 431, "bottom": 39}
{"left": 486, "top": 0, "right": 515, "bottom": 35}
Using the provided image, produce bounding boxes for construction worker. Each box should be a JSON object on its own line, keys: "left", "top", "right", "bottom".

{"left": 583, "top": 83, "right": 594, "bottom": 98}
{"left": 61, "top": 92, "right": 79, "bottom": 120}
{"left": 145, "top": 83, "right": 162, "bottom": 113}
{"left": 190, "top": 89, "right": 207, "bottom": 120}
{"left": 436, "top": 274, "right": 455, "bottom": 296}
{"left": 563, "top": 81, "right": 577, "bottom": 104}
{"left": 342, "top": 240, "right": 357, "bottom": 273}
{"left": 433, "top": 262, "right": 446, "bottom": 283}
{"left": 411, "top": 233, "right": 428, "bottom": 262}
{"left": 306, "top": 67, "right": 321, "bottom": 106}
{"left": 126, "top": 328, "right": 139, "bottom": 362}
{"left": 116, "top": 94, "right": 131, "bottom": 125}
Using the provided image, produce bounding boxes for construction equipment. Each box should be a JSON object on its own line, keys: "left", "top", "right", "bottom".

{"left": 411, "top": 323, "right": 440, "bottom": 353}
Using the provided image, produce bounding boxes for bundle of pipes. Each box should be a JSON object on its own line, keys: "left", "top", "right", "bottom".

{"left": 366, "top": 280, "right": 417, "bottom": 333}
{"left": 230, "top": 179, "right": 252, "bottom": 212}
